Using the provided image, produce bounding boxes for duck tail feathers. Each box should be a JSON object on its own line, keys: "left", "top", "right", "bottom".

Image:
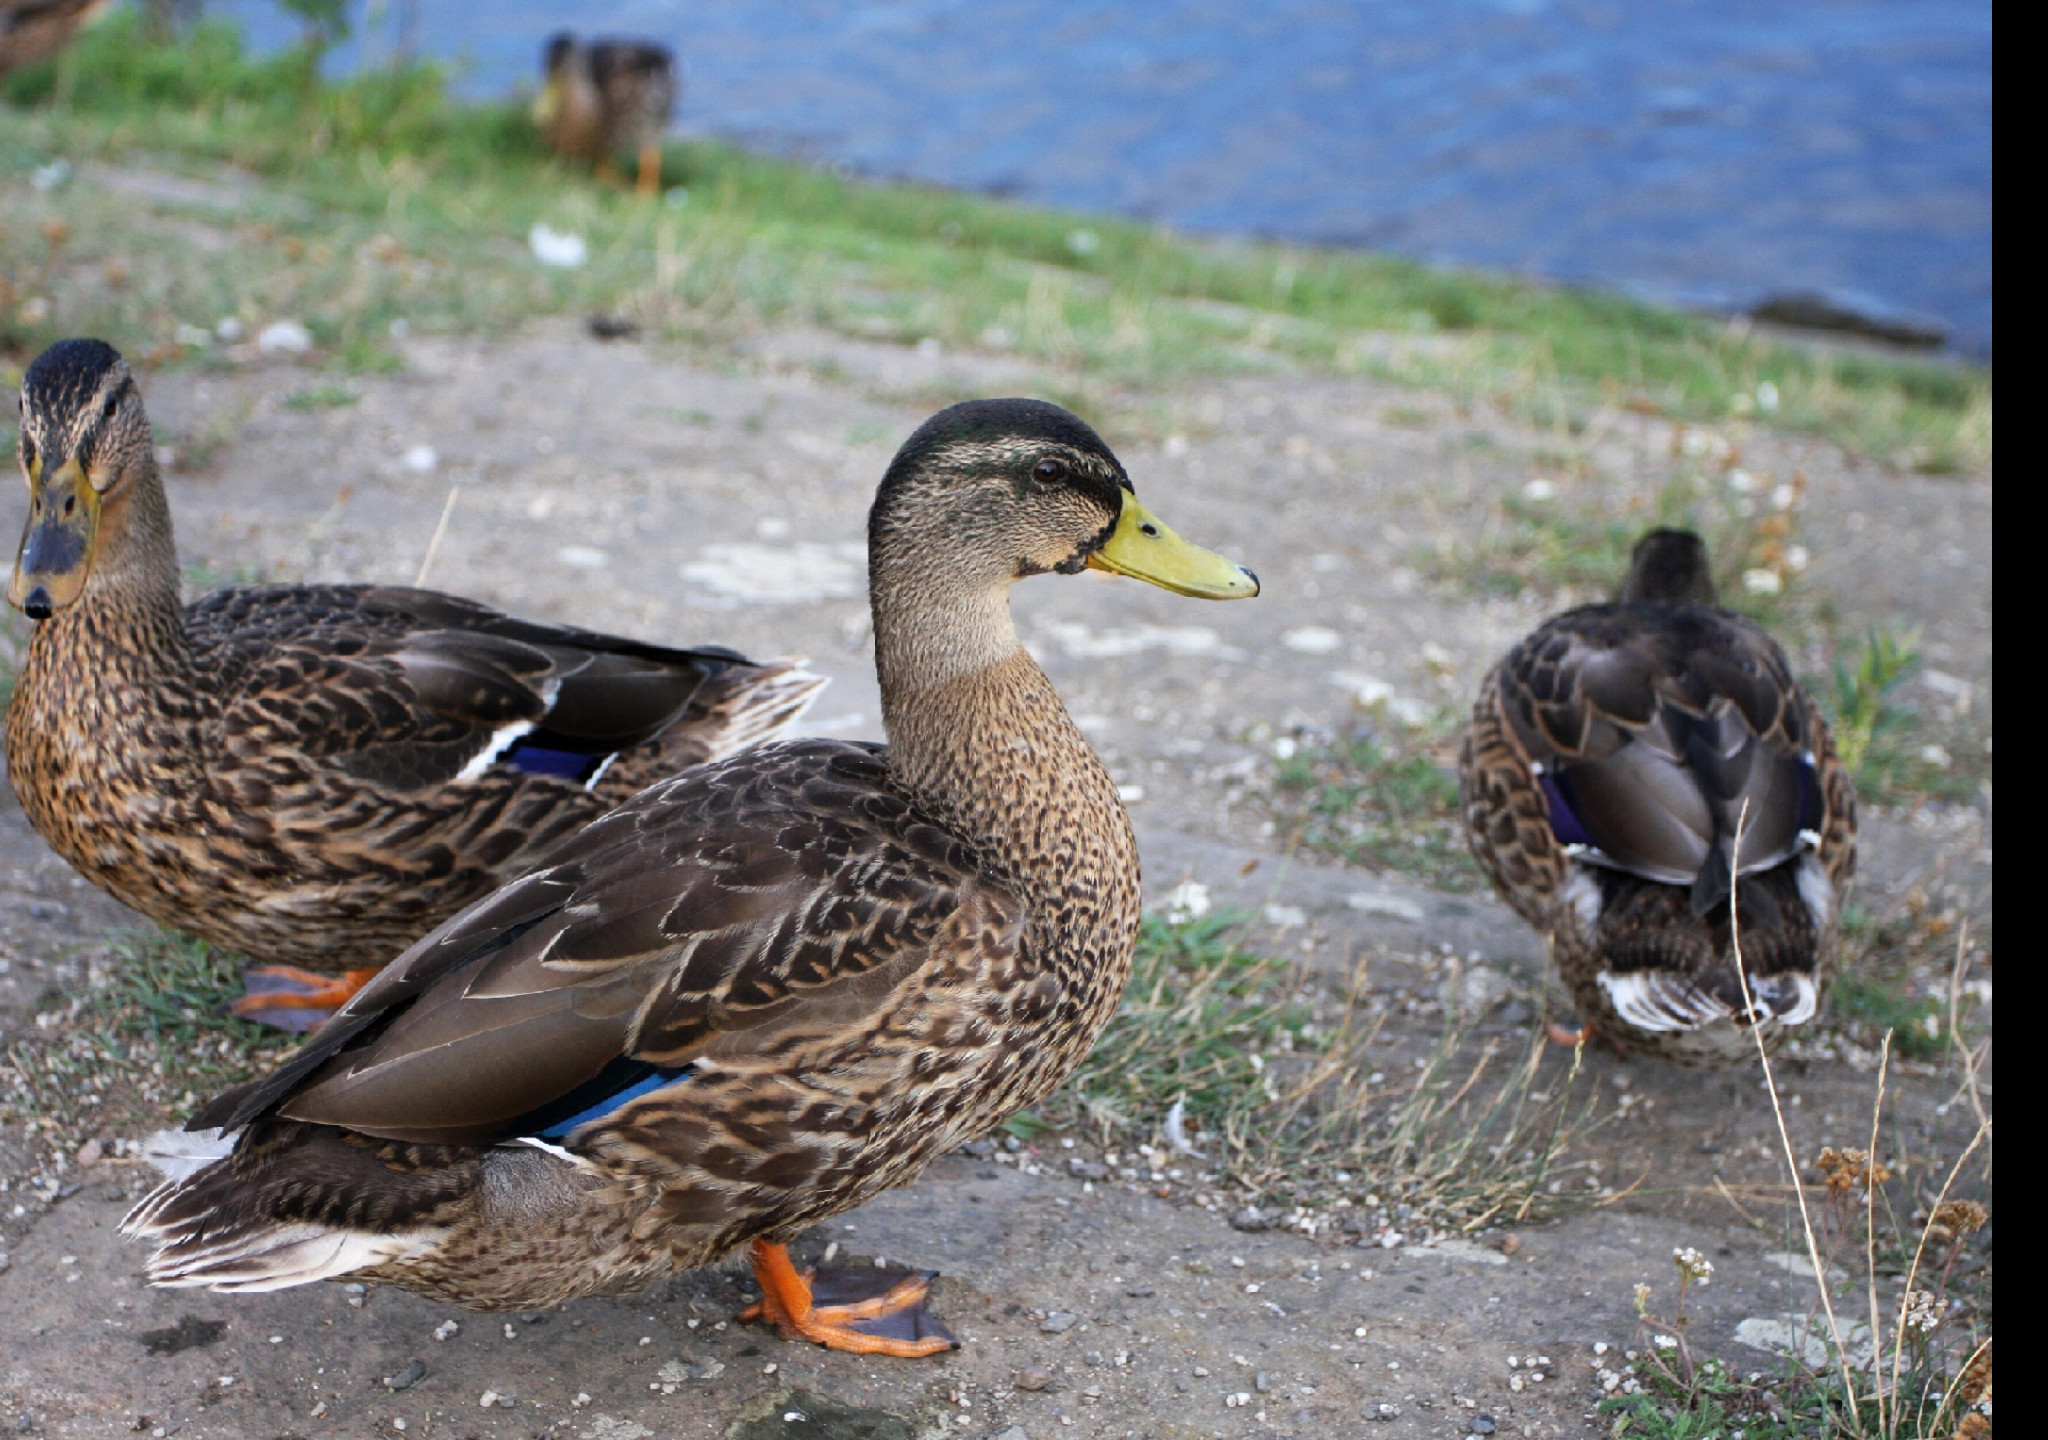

{"left": 692, "top": 657, "right": 829, "bottom": 762}
{"left": 121, "top": 1141, "right": 437, "bottom": 1293}
{"left": 1598, "top": 968, "right": 1819, "bottom": 1034}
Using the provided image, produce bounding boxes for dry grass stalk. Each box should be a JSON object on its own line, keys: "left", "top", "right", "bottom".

{"left": 1727, "top": 799, "right": 1865, "bottom": 1424}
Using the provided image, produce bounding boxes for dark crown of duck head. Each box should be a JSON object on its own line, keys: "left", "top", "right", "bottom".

{"left": 1617, "top": 527, "right": 1716, "bottom": 604}
{"left": 542, "top": 31, "right": 576, "bottom": 72}
{"left": 869, "top": 398, "right": 1131, "bottom": 566}
{"left": 20, "top": 338, "right": 134, "bottom": 461}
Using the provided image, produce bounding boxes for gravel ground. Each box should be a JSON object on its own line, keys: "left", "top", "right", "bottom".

{"left": 0, "top": 317, "right": 1991, "bottom": 1438}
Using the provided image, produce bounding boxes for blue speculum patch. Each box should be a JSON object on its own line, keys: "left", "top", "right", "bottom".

{"left": 533, "top": 1071, "right": 690, "bottom": 1140}
{"left": 504, "top": 740, "right": 606, "bottom": 782}
{"left": 1539, "top": 771, "right": 1596, "bottom": 848}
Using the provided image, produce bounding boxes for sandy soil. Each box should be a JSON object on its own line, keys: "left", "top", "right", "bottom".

{"left": 0, "top": 317, "right": 1991, "bottom": 1438}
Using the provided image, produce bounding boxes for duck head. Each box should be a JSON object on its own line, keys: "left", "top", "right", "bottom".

{"left": 868, "top": 397, "right": 1258, "bottom": 606}
{"left": 10, "top": 338, "right": 163, "bottom": 621}
{"left": 1617, "top": 527, "right": 1716, "bottom": 605}
{"left": 534, "top": 32, "right": 578, "bottom": 125}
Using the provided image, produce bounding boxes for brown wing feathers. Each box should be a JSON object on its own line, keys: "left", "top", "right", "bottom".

{"left": 1497, "top": 604, "right": 1819, "bottom": 898}
{"left": 195, "top": 742, "right": 1012, "bottom": 1160}
{"left": 194, "top": 583, "right": 747, "bottom": 785}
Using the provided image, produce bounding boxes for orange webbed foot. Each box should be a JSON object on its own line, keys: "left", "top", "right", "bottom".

{"left": 1546, "top": 1017, "right": 1592, "bottom": 1047}
{"left": 230, "top": 965, "right": 380, "bottom": 1033}
{"left": 740, "top": 1239, "right": 958, "bottom": 1358}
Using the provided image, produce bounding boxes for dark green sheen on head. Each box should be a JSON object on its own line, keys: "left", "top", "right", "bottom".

{"left": 1617, "top": 527, "right": 1716, "bottom": 605}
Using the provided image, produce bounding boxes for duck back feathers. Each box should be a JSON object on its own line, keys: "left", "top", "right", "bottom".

{"left": 1460, "top": 533, "right": 1855, "bottom": 1061}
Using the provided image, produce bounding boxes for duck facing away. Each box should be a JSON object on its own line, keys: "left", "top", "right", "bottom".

{"left": 6, "top": 339, "right": 823, "bottom": 1030}
{"left": 122, "top": 399, "right": 1259, "bottom": 1354}
{"left": 1458, "top": 528, "right": 1856, "bottom": 1063}
{"left": 534, "top": 32, "right": 676, "bottom": 195}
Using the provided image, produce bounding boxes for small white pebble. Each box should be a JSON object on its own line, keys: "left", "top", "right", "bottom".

{"left": 639, "top": 1336, "right": 654, "bottom": 1346}
{"left": 479, "top": 1390, "right": 499, "bottom": 1409}
{"left": 269, "top": 1335, "right": 284, "bottom": 1344}
{"left": 434, "top": 1320, "right": 460, "bottom": 1341}
{"left": 764, "top": 1363, "right": 778, "bottom": 1375}
{"left": 393, "top": 1421, "right": 407, "bottom": 1433}
{"left": 503, "top": 1323, "right": 518, "bottom": 1339}
{"left": 573, "top": 1393, "right": 592, "bottom": 1408}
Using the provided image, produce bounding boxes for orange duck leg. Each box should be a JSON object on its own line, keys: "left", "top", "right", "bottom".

{"left": 230, "top": 965, "right": 382, "bottom": 1033}
{"left": 739, "top": 1239, "right": 958, "bottom": 1358}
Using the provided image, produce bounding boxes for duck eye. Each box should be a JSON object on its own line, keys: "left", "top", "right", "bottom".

{"left": 1032, "top": 459, "right": 1065, "bottom": 484}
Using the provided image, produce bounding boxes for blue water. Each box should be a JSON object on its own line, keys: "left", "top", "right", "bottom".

{"left": 223, "top": 1, "right": 1993, "bottom": 355}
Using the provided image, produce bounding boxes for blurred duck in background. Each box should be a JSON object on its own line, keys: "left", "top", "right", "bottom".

{"left": 0, "top": 0, "right": 111, "bottom": 77}
{"left": 534, "top": 31, "right": 677, "bottom": 196}
{"left": 1458, "top": 528, "right": 1857, "bottom": 1063}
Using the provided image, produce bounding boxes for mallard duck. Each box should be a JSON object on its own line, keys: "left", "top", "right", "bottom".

{"left": 122, "top": 398, "right": 1258, "bottom": 1355}
{"left": 1458, "top": 528, "right": 1856, "bottom": 1063}
{"left": 0, "top": 0, "right": 110, "bottom": 78}
{"left": 534, "top": 32, "right": 676, "bottom": 196}
{"left": 5, "top": 338, "right": 824, "bottom": 1030}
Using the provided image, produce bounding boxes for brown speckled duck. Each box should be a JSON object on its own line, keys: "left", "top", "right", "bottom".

{"left": 1458, "top": 529, "right": 1856, "bottom": 1063}
{"left": 5, "top": 339, "right": 823, "bottom": 1029}
{"left": 121, "top": 398, "right": 1258, "bottom": 1354}
{"left": 534, "top": 32, "right": 676, "bottom": 195}
{"left": 0, "top": 0, "right": 110, "bottom": 78}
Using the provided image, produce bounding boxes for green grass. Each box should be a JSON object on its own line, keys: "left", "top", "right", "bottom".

{"left": 1049, "top": 913, "right": 1603, "bottom": 1228}
{"left": 1429, "top": 462, "right": 1810, "bottom": 623}
{"left": 1819, "top": 630, "right": 1989, "bottom": 807}
{"left": 1596, "top": 1356, "right": 1971, "bottom": 1440}
{"left": 1267, "top": 728, "right": 1475, "bottom": 887}
{"left": 0, "top": 7, "right": 1991, "bottom": 469}
{"left": 0, "top": 928, "right": 292, "bottom": 1167}
{"left": 283, "top": 380, "right": 357, "bottom": 409}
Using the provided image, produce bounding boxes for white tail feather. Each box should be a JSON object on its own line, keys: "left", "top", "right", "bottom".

{"left": 146, "top": 1225, "right": 436, "bottom": 1292}
{"left": 138, "top": 1127, "right": 233, "bottom": 1182}
{"left": 1600, "top": 969, "right": 1819, "bottom": 1033}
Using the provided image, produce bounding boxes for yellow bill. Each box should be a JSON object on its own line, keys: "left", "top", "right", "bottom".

{"left": 1085, "top": 494, "right": 1259, "bottom": 599}
{"left": 9, "top": 455, "right": 100, "bottom": 620}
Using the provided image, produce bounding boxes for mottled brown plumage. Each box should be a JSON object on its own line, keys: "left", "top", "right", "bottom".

{"left": 122, "top": 398, "right": 1257, "bottom": 1331}
{"left": 0, "top": 0, "right": 109, "bottom": 77}
{"left": 534, "top": 33, "right": 676, "bottom": 194}
{"left": 6, "top": 339, "right": 822, "bottom": 1022}
{"left": 1458, "top": 529, "right": 1856, "bottom": 1062}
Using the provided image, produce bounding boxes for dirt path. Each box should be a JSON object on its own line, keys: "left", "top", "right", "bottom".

{"left": 0, "top": 319, "right": 1991, "bottom": 1438}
